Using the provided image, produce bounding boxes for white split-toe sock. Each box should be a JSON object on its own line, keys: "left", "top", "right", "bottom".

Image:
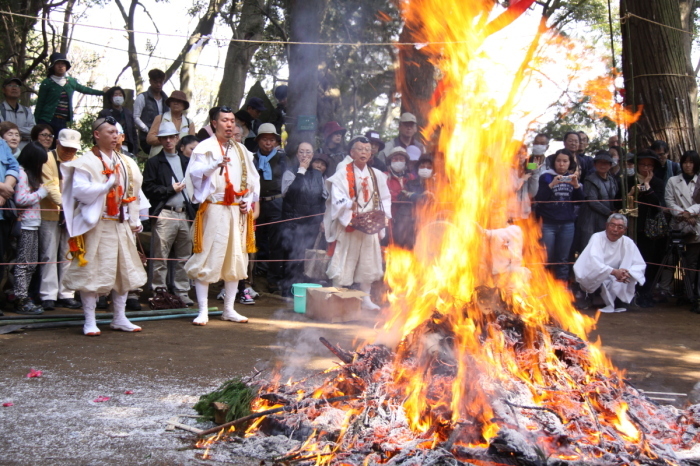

{"left": 221, "top": 281, "right": 248, "bottom": 323}
{"left": 80, "top": 291, "right": 101, "bottom": 336}
{"left": 359, "top": 283, "right": 380, "bottom": 312}
{"left": 193, "top": 280, "right": 210, "bottom": 325}
{"left": 110, "top": 291, "right": 142, "bottom": 332}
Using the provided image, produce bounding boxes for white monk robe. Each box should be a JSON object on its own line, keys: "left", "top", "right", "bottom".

{"left": 184, "top": 136, "right": 260, "bottom": 283}
{"left": 484, "top": 224, "right": 531, "bottom": 291}
{"left": 574, "top": 231, "right": 646, "bottom": 308}
{"left": 61, "top": 149, "right": 147, "bottom": 294}
{"left": 324, "top": 162, "right": 391, "bottom": 287}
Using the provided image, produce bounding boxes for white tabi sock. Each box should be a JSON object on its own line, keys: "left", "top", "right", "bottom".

{"left": 193, "top": 280, "right": 210, "bottom": 325}
{"left": 358, "top": 283, "right": 380, "bottom": 311}
{"left": 110, "top": 290, "right": 141, "bottom": 332}
{"left": 80, "top": 291, "right": 100, "bottom": 336}
{"left": 221, "top": 281, "right": 248, "bottom": 322}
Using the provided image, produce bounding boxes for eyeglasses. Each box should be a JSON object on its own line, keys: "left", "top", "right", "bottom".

{"left": 608, "top": 223, "right": 626, "bottom": 230}
{"left": 95, "top": 116, "right": 117, "bottom": 130}
{"left": 4, "top": 84, "right": 20, "bottom": 89}
{"left": 38, "top": 133, "right": 54, "bottom": 139}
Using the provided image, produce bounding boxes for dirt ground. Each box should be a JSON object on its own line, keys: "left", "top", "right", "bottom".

{"left": 1, "top": 293, "right": 699, "bottom": 465}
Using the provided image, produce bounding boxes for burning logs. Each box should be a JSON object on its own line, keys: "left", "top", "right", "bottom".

{"left": 192, "top": 296, "right": 700, "bottom": 465}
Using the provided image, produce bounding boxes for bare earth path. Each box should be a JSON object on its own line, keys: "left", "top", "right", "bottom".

{"left": 0, "top": 296, "right": 698, "bottom": 464}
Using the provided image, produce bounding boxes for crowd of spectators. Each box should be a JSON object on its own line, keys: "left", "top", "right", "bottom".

{"left": 0, "top": 53, "right": 697, "bottom": 321}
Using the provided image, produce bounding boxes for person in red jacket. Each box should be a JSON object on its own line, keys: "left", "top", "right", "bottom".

{"left": 385, "top": 146, "right": 416, "bottom": 248}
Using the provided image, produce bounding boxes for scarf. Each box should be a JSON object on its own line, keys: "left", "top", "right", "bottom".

{"left": 257, "top": 148, "right": 278, "bottom": 181}
{"left": 682, "top": 172, "right": 695, "bottom": 184}
{"left": 50, "top": 75, "right": 67, "bottom": 87}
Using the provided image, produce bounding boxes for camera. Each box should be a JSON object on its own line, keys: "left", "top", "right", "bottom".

{"left": 670, "top": 229, "right": 687, "bottom": 245}
{"left": 560, "top": 175, "right": 571, "bottom": 182}
{"left": 638, "top": 184, "right": 648, "bottom": 192}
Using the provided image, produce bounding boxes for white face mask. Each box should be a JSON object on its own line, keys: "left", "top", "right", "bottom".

{"left": 391, "top": 161, "right": 406, "bottom": 172}
{"left": 532, "top": 144, "right": 547, "bottom": 156}
{"left": 418, "top": 168, "right": 433, "bottom": 179}
{"left": 112, "top": 96, "right": 125, "bottom": 106}
{"left": 612, "top": 157, "right": 619, "bottom": 167}
{"left": 626, "top": 167, "right": 636, "bottom": 176}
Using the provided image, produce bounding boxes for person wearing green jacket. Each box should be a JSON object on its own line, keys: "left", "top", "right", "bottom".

{"left": 35, "top": 52, "right": 104, "bottom": 138}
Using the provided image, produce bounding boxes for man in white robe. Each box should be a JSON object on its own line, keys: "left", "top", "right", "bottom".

{"left": 324, "top": 136, "right": 392, "bottom": 311}
{"left": 573, "top": 213, "right": 646, "bottom": 313}
{"left": 61, "top": 116, "right": 147, "bottom": 335}
{"left": 184, "top": 107, "right": 260, "bottom": 325}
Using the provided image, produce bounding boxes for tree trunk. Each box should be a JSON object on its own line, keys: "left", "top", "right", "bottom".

{"left": 176, "top": 0, "right": 225, "bottom": 97}
{"left": 396, "top": 23, "right": 436, "bottom": 130}
{"left": 59, "top": 0, "right": 76, "bottom": 54}
{"left": 114, "top": 0, "right": 144, "bottom": 93}
{"left": 286, "top": 0, "right": 323, "bottom": 149}
{"left": 621, "top": 0, "right": 699, "bottom": 158}
{"left": 216, "top": 0, "right": 265, "bottom": 109}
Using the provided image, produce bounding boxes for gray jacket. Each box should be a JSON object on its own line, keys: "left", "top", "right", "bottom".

{"left": 376, "top": 136, "right": 426, "bottom": 165}
{"left": 578, "top": 173, "right": 618, "bottom": 248}
{"left": 0, "top": 101, "right": 36, "bottom": 148}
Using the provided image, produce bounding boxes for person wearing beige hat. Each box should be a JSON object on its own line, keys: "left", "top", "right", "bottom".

{"left": 38, "top": 128, "right": 82, "bottom": 311}
{"left": 146, "top": 90, "right": 195, "bottom": 157}
{"left": 376, "top": 112, "right": 426, "bottom": 166}
{"left": 253, "top": 122, "right": 287, "bottom": 293}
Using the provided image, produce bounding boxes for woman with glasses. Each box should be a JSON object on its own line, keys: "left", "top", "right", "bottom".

{"left": 30, "top": 124, "right": 54, "bottom": 151}
{"left": 280, "top": 141, "right": 326, "bottom": 294}
{"left": 625, "top": 151, "right": 664, "bottom": 305}
{"left": 0, "top": 121, "right": 21, "bottom": 157}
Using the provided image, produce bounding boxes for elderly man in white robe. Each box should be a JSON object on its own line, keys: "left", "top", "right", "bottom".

{"left": 573, "top": 213, "right": 646, "bottom": 313}
{"left": 324, "top": 136, "right": 391, "bottom": 311}
{"left": 61, "top": 116, "right": 147, "bottom": 336}
{"left": 184, "top": 106, "right": 260, "bottom": 325}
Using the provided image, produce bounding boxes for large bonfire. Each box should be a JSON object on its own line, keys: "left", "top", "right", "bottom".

{"left": 194, "top": 1, "right": 700, "bottom": 464}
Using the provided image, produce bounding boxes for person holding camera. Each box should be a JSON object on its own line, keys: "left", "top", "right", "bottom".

{"left": 621, "top": 151, "right": 664, "bottom": 306}
{"left": 534, "top": 149, "right": 583, "bottom": 281}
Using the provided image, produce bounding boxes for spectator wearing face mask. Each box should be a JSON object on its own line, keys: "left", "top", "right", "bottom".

{"left": 385, "top": 147, "right": 416, "bottom": 248}
{"left": 511, "top": 144, "right": 536, "bottom": 220}
{"left": 405, "top": 155, "right": 436, "bottom": 206}
{"left": 99, "top": 87, "right": 138, "bottom": 157}
{"left": 528, "top": 133, "right": 549, "bottom": 192}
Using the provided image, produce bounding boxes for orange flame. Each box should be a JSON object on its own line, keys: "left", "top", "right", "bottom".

{"left": 583, "top": 74, "right": 643, "bottom": 126}
{"left": 379, "top": 0, "right": 620, "bottom": 447}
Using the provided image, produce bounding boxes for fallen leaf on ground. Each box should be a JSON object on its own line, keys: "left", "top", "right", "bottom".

{"left": 93, "top": 396, "right": 111, "bottom": 402}
{"left": 2, "top": 402, "right": 13, "bottom": 407}
{"left": 124, "top": 390, "right": 134, "bottom": 395}
{"left": 26, "top": 369, "right": 42, "bottom": 378}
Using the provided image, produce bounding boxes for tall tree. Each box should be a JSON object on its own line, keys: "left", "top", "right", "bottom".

{"left": 114, "top": 0, "right": 223, "bottom": 94}
{"left": 216, "top": 0, "right": 266, "bottom": 108}
{"left": 0, "top": 0, "right": 68, "bottom": 94}
{"left": 286, "top": 0, "right": 322, "bottom": 148}
{"left": 620, "top": 0, "right": 699, "bottom": 156}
